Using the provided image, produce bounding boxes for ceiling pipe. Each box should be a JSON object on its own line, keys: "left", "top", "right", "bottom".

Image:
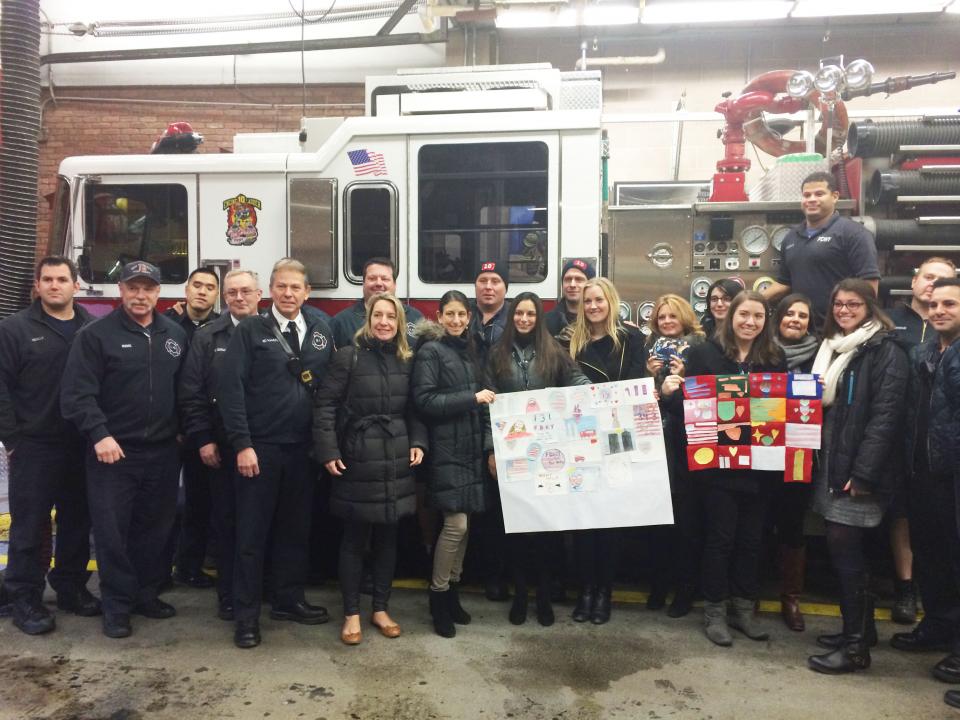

{"left": 575, "top": 46, "right": 665, "bottom": 70}
{"left": 40, "top": 28, "right": 447, "bottom": 65}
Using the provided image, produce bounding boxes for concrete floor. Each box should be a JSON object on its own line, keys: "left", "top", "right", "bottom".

{"left": 0, "top": 584, "right": 953, "bottom": 720}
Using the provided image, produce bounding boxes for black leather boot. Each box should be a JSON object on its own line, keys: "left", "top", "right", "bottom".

{"left": 809, "top": 590, "right": 873, "bottom": 674}
{"left": 667, "top": 584, "right": 695, "bottom": 618}
{"left": 572, "top": 586, "right": 595, "bottom": 623}
{"left": 429, "top": 590, "right": 456, "bottom": 638}
{"left": 535, "top": 586, "right": 555, "bottom": 627}
{"left": 591, "top": 586, "right": 612, "bottom": 625}
{"left": 448, "top": 584, "right": 471, "bottom": 625}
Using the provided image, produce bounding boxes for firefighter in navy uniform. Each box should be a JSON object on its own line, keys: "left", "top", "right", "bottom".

{"left": 330, "top": 257, "right": 423, "bottom": 348}
{"left": 177, "top": 269, "right": 263, "bottom": 621}
{"left": 0, "top": 256, "right": 99, "bottom": 635}
{"left": 163, "top": 267, "right": 220, "bottom": 589}
{"left": 217, "top": 258, "right": 333, "bottom": 649}
{"left": 60, "top": 261, "right": 187, "bottom": 639}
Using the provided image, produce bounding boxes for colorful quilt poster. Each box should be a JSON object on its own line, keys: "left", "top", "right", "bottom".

{"left": 682, "top": 373, "right": 821, "bottom": 483}
{"left": 490, "top": 378, "right": 673, "bottom": 533}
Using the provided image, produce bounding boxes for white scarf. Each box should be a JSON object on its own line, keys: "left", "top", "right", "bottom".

{"left": 811, "top": 320, "right": 883, "bottom": 407}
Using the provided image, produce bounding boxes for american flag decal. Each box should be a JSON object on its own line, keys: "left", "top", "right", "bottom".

{"left": 347, "top": 149, "right": 387, "bottom": 176}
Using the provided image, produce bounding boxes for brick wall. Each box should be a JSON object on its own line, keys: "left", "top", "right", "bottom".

{"left": 37, "top": 83, "right": 364, "bottom": 257}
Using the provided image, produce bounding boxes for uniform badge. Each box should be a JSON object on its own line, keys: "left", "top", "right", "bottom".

{"left": 223, "top": 193, "right": 262, "bottom": 246}
{"left": 406, "top": 321, "right": 416, "bottom": 337}
{"left": 165, "top": 339, "right": 183, "bottom": 357}
{"left": 311, "top": 331, "right": 327, "bottom": 351}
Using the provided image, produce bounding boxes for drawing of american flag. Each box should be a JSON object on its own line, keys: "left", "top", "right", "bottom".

{"left": 685, "top": 421, "right": 718, "bottom": 445}
{"left": 347, "top": 149, "right": 387, "bottom": 176}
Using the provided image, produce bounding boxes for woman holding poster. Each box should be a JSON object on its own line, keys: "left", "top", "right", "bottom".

{"left": 807, "top": 279, "right": 909, "bottom": 675}
{"left": 661, "top": 291, "right": 785, "bottom": 647}
{"left": 565, "top": 277, "right": 646, "bottom": 624}
{"left": 412, "top": 290, "right": 496, "bottom": 639}
{"left": 488, "top": 292, "right": 589, "bottom": 627}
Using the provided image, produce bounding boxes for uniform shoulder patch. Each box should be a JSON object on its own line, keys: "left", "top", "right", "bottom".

{"left": 165, "top": 338, "right": 183, "bottom": 357}
{"left": 311, "top": 330, "right": 328, "bottom": 351}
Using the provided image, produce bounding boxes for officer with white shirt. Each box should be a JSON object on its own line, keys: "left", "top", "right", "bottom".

{"left": 177, "top": 269, "right": 263, "bottom": 622}
{"left": 217, "top": 258, "right": 334, "bottom": 648}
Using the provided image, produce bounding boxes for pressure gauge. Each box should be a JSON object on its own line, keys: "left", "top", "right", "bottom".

{"left": 771, "top": 226, "right": 791, "bottom": 252}
{"left": 618, "top": 301, "right": 632, "bottom": 322}
{"left": 691, "top": 277, "right": 711, "bottom": 300}
{"left": 638, "top": 301, "right": 655, "bottom": 324}
{"left": 753, "top": 276, "right": 775, "bottom": 293}
{"left": 741, "top": 225, "right": 770, "bottom": 255}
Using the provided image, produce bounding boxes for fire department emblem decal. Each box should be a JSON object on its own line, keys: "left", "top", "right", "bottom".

{"left": 165, "top": 339, "right": 183, "bottom": 358}
{"left": 223, "top": 193, "right": 262, "bottom": 246}
{"left": 311, "top": 331, "right": 328, "bottom": 351}
{"left": 406, "top": 322, "right": 416, "bottom": 337}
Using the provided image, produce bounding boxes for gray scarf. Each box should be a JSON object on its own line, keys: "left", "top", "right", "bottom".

{"left": 777, "top": 334, "right": 819, "bottom": 371}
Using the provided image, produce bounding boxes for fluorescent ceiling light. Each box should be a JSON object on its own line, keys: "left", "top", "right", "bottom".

{"left": 642, "top": 1, "right": 792, "bottom": 24}
{"left": 583, "top": 3, "right": 640, "bottom": 25}
{"left": 791, "top": 0, "right": 949, "bottom": 16}
{"left": 496, "top": 1, "right": 638, "bottom": 28}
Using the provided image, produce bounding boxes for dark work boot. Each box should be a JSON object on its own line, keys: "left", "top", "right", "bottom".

{"left": 728, "top": 596, "right": 769, "bottom": 641}
{"left": 509, "top": 588, "right": 528, "bottom": 625}
{"left": 667, "top": 584, "right": 695, "bottom": 619}
{"left": 448, "top": 584, "right": 471, "bottom": 625}
{"left": 892, "top": 579, "right": 918, "bottom": 625}
{"left": 591, "top": 586, "right": 612, "bottom": 625}
{"left": 12, "top": 594, "right": 55, "bottom": 636}
{"left": 572, "top": 586, "right": 595, "bottom": 623}
{"left": 808, "top": 590, "right": 873, "bottom": 674}
{"left": 429, "top": 590, "right": 456, "bottom": 639}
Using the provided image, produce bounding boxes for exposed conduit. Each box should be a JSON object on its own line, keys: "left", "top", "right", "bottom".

{"left": 575, "top": 47, "right": 665, "bottom": 71}
{"left": 0, "top": 0, "right": 42, "bottom": 318}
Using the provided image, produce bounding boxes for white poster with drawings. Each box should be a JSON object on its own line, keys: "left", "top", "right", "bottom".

{"left": 489, "top": 377, "right": 673, "bottom": 533}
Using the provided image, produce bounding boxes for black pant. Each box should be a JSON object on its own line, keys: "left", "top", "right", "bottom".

{"left": 774, "top": 482, "right": 811, "bottom": 549}
{"left": 86, "top": 441, "right": 180, "bottom": 616}
{"left": 339, "top": 519, "right": 398, "bottom": 615}
{"left": 176, "top": 446, "right": 213, "bottom": 576}
{"left": 5, "top": 437, "right": 92, "bottom": 600}
{"left": 573, "top": 528, "right": 620, "bottom": 587}
{"left": 909, "top": 472, "right": 960, "bottom": 643}
{"left": 701, "top": 484, "right": 768, "bottom": 602}
{"left": 825, "top": 521, "right": 871, "bottom": 634}
{"left": 209, "top": 450, "right": 237, "bottom": 603}
{"left": 233, "top": 441, "right": 313, "bottom": 622}
{"left": 510, "top": 532, "right": 554, "bottom": 594}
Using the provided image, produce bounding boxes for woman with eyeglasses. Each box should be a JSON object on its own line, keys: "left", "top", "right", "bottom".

{"left": 661, "top": 291, "right": 786, "bottom": 647}
{"left": 487, "top": 292, "right": 589, "bottom": 627}
{"left": 807, "top": 279, "right": 909, "bottom": 674}
{"left": 771, "top": 294, "right": 818, "bottom": 632}
{"left": 700, "top": 279, "right": 743, "bottom": 338}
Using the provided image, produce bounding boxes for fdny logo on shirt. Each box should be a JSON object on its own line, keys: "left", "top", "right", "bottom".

{"left": 165, "top": 339, "right": 183, "bottom": 358}
{"left": 817, "top": 236, "right": 833, "bottom": 243}
{"left": 311, "top": 330, "right": 328, "bottom": 351}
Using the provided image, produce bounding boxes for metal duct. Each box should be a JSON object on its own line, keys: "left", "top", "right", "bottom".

{"left": 849, "top": 116, "right": 960, "bottom": 158}
{"left": 870, "top": 167, "right": 960, "bottom": 205}
{"left": 868, "top": 218, "right": 960, "bottom": 251}
{"left": 0, "top": 0, "right": 41, "bottom": 318}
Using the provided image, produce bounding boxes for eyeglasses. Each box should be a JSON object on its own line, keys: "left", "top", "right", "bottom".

{"left": 225, "top": 288, "right": 258, "bottom": 298}
{"left": 709, "top": 296, "right": 730, "bottom": 305}
{"left": 832, "top": 300, "right": 865, "bottom": 311}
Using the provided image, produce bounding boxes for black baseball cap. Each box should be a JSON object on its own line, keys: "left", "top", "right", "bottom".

{"left": 120, "top": 261, "right": 162, "bottom": 285}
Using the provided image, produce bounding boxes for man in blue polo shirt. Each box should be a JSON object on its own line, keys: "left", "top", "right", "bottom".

{"left": 763, "top": 171, "right": 880, "bottom": 326}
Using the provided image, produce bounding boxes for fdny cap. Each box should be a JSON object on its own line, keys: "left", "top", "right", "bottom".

{"left": 561, "top": 257, "right": 596, "bottom": 280}
{"left": 120, "top": 260, "right": 162, "bottom": 285}
{"left": 476, "top": 259, "right": 509, "bottom": 287}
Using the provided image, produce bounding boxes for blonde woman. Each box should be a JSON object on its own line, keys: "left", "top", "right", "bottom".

{"left": 314, "top": 293, "right": 428, "bottom": 645}
{"left": 644, "top": 293, "right": 706, "bottom": 388}
{"left": 564, "top": 277, "right": 645, "bottom": 623}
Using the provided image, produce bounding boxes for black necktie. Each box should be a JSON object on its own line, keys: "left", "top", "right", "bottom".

{"left": 284, "top": 321, "right": 300, "bottom": 358}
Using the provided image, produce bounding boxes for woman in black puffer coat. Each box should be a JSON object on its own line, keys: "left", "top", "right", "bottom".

{"left": 412, "top": 290, "right": 496, "bottom": 639}
{"left": 314, "top": 293, "right": 428, "bottom": 645}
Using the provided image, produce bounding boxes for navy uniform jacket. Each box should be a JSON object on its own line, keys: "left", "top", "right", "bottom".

{"left": 163, "top": 306, "right": 219, "bottom": 345}
{"left": 888, "top": 303, "right": 932, "bottom": 347}
{"left": 331, "top": 299, "right": 424, "bottom": 349}
{"left": 177, "top": 312, "right": 237, "bottom": 449}
{"left": 61, "top": 307, "right": 187, "bottom": 446}
{"left": 0, "top": 299, "right": 94, "bottom": 449}
{"left": 217, "top": 310, "right": 334, "bottom": 451}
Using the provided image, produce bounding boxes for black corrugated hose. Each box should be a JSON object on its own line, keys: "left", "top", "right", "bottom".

{"left": 849, "top": 116, "right": 960, "bottom": 158}
{"left": 870, "top": 168, "right": 960, "bottom": 205}
{"left": 871, "top": 219, "right": 960, "bottom": 251}
{"left": 0, "top": 0, "right": 41, "bottom": 318}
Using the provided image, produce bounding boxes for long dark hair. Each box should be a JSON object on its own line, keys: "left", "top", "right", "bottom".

{"left": 490, "top": 292, "right": 572, "bottom": 384}
{"left": 438, "top": 289, "right": 477, "bottom": 357}
{"left": 702, "top": 278, "right": 743, "bottom": 336}
{"left": 774, "top": 293, "right": 816, "bottom": 342}
{"left": 821, "top": 278, "right": 894, "bottom": 338}
{"left": 717, "top": 290, "right": 783, "bottom": 366}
